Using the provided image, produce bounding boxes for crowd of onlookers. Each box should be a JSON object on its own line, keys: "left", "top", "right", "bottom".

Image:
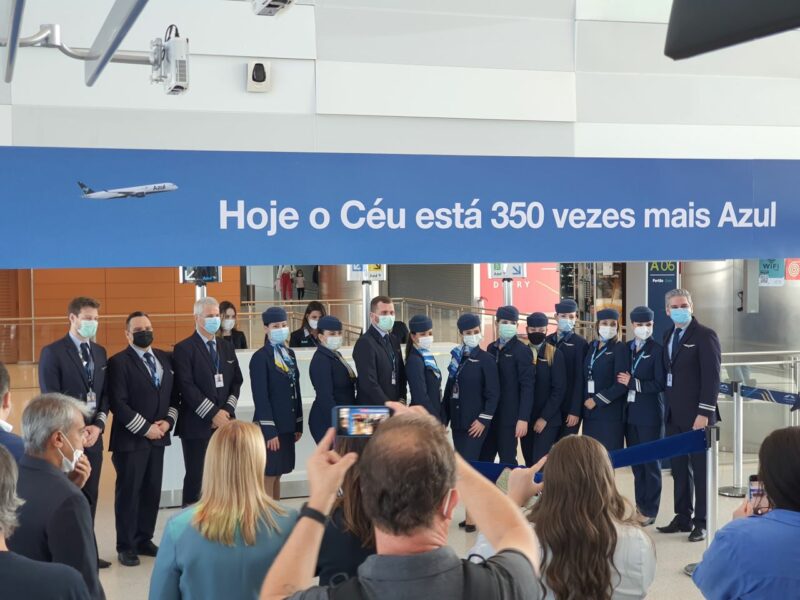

{"left": 0, "top": 354, "right": 798, "bottom": 599}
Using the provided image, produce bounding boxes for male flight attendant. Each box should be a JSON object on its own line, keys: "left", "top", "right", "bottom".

{"left": 546, "top": 298, "right": 588, "bottom": 438}
{"left": 38, "top": 296, "right": 111, "bottom": 568}
{"left": 656, "top": 289, "right": 721, "bottom": 543}
{"left": 173, "top": 297, "right": 243, "bottom": 506}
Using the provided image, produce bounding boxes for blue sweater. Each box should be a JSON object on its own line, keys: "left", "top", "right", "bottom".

{"left": 149, "top": 505, "right": 298, "bottom": 600}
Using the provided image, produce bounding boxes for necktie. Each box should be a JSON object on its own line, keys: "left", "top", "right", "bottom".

{"left": 143, "top": 352, "right": 160, "bottom": 387}
{"left": 671, "top": 329, "right": 682, "bottom": 359}
{"left": 207, "top": 340, "right": 219, "bottom": 371}
{"left": 80, "top": 343, "right": 93, "bottom": 381}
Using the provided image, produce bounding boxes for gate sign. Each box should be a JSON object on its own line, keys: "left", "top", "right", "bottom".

{"left": 2, "top": 147, "right": 800, "bottom": 268}
{"left": 488, "top": 263, "right": 527, "bottom": 279}
{"left": 347, "top": 264, "right": 386, "bottom": 281}
{"left": 647, "top": 261, "right": 679, "bottom": 342}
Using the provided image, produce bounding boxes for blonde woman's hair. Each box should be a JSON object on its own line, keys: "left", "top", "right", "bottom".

{"left": 193, "top": 421, "right": 286, "bottom": 546}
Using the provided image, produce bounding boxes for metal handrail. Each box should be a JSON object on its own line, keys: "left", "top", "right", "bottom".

{"left": 722, "top": 350, "right": 800, "bottom": 357}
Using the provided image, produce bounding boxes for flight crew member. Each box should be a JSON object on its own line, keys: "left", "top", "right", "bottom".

{"left": 582, "top": 308, "right": 628, "bottom": 452}
{"left": 404, "top": 315, "right": 443, "bottom": 421}
{"left": 352, "top": 296, "right": 407, "bottom": 404}
{"left": 657, "top": 289, "right": 721, "bottom": 543}
{"left": 289, "top": 301, "right": 326, "bottom": 348}
{"left": 520, "top": 312, "right": 566, "bottom": 467}
{"left": 108, "top": 312, "right": 179, "bottom": 567}
{"left": 442, "top": 312, "right": 499, "bottom": 532}
{"left": 173, "top": 297, "right": 243, "bottom": 506}
{"left": 38, "top": 296, "right": 110, "bottom": 567}
{"left": 218, "top": 300, "right": 248, "bottom": 349}
{"left": 618, "top": 306, "right": 665, "bottom": 527}
{"left": 308, "top": 315, "right": 356, "bottom": 444}
{"left": 547, "top": 298, "right": 588, "bottom": 439}
{"left": 251, "top": 307, "right": 303, "bottom": 500}
{"left": 480, "top": 305, "right": 534, "bottom": 465}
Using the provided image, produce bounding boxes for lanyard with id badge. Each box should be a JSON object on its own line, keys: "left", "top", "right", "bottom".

{"left": 79, "top": 345, "right": 98, "bottom": 414}
{"left": 627, "top": 343, "right": 646, "bottom": 403}
{"left": 451, "top": 349, "right": 470, "bottom": 400}
{"left": 587, "top": 343, "right": 607, "bottom": 394}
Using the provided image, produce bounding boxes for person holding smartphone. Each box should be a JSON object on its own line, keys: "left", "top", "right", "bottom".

{"left": 693, "top": 426, "right": 800, "bottom": 599}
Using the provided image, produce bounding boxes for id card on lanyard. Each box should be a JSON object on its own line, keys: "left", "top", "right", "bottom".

{"left": 627, "top": 343, "right": 645, "bottom": 403}
{"left": 86, "top": 390, "right": 97, "bottom": 413}
{"left": 587, "top": 343, "right": 607, "bottom": 394}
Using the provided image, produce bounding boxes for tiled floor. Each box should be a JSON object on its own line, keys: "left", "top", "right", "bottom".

{"left": 5, "top": 364, "right": 747, "bottom": 599}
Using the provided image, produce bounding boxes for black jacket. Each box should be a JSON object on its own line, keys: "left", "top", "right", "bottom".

{"left": 487, "top": 337, "right": 535, "bottom": 427}
{"left": 38, "top": 335, "right": 109, "bottom": 443}
{"left": 9, "top": 455, "right": 104, "bottom": 600}
{"left": 352, "top": 326, "right": 407, "bottom": 404}
{"left": 173, "top": 332, "right": 243, "bottom": 440}
{"left": 108, "top": 346, "right": 180, "bottom": 452}
{"left": 546, "top": 331, "right": 588, "bottom": 419}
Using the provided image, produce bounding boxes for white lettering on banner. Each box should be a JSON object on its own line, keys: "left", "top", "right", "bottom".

{"left": 551, "top": 207, "right": 636, "bottom": 229}
{"left": 414, "top": 199, "right": 482, "bottom": 230}
{"left": 309, "top": 207, "right": 331, "bottom": 230}
{"left": 341, "top": 198, "right": 406, "bottom": 230}
{"left": 643, "top": 203, "right": 711, "bottom": 228}
{"left": 219, "top": 199, "right": 298, "bottom": 237}
{"left": 717, "top": 201, "right": 777, "bottom": 228}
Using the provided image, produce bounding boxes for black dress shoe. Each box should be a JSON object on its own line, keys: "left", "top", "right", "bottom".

{"left": 639, "top": 516, "right": 656, "bottom": 527}
{"left": 98, "top": 558, "right": 111, "bottom": 569}
{"left": 688, "top": 527, "right": 707, "bottom": 542}
{"left": 137, "top": 541, "right": 159, "bottom": 557}
{"left": 656, "top": 517, "right": 693, "bottom": 534}
{"left": 117, "top": 552, "right": 139, "bottom": 567}
{"left": 458, "top": 520, "right": 467, "bottom": 529}
{"left": 464, "top": 524, "right": 477, "bottom": 533}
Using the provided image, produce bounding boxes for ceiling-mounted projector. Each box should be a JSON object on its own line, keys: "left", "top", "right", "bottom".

{"left": 252, "top": 0, "right": 294, "bottom": 16}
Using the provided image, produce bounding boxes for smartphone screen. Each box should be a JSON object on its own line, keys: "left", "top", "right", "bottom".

{"left": 748, "top": 474, "right": 763, "bottom": 501}
{"left": 334, "top": 406, "right": 390, "bottom": 437}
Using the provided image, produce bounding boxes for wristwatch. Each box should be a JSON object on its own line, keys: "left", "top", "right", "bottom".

{"left": 299, "top": 502, "right": 328, "bottom": 525}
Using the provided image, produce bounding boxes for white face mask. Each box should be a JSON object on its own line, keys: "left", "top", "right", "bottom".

{"left": 598, "top": 326, "right": 617, "bottom": 341}
{"left": 308, "top": 319, "right": 319, "bottom": 330}
{"left": 634, "top": 326, "right": 652, "bottom": 341}
{"left": 418, "top": 335, "right": 434, "bottom": 350}
{"left": 463, "top": 333, "right": 482, "bottom": 348}
{"left": 222, "top": 318, "right": 236, "bottom": 332}
{"left": 58, "top": 432, "right": 83, "bottom": 473}
{"left": 324, "top": 335, "right": 343, "bottom": 351}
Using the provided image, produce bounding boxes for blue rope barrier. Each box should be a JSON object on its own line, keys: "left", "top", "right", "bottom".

{"left": 719, "top": 382, "right": 799, "bottom": 410}
{"left": 470, "top": 428, "right": 708, "bottom": 483}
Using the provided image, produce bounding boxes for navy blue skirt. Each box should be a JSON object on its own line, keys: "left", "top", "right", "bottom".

{"left": 452, "top": 428, "right": 487, "bottom": 461}
{"left": 265, "top": 433, "right": 296, "bottom": 476}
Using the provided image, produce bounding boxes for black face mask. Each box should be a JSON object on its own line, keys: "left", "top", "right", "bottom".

{"left": 527, "top": 332, "right": 546, "bottom": 345}
{"left": 132, "top": 330, "right": 154, "bottom": 349}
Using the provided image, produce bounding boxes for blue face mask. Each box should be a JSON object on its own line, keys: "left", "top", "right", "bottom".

{"left": 204, "top": 316, "right": 221, "bottom": 334}
{"left": 269, "top": 326, "right": 289, "bottom": 345}
{"left": 498, "top": 323, "right": 518, "bottom": 341}
{"left": 377, "top": 315, "right": 395, "bottom": 332}
{"left": 670, "top": 308, "right": 692, "bottom": 326}
{"left": 557, "top": 318, "right": 575, "bottom": 333}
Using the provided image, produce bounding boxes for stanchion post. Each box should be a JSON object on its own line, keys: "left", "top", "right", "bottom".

{"left": 361, "top": 280, "right": 371, "bottom": 334}
{"left": 719, "top": 381, "right": 746, "bottom": 497}
{"left": 684, "top": 426, "right": 719, "bottom": 577}
{"left": 502, "top": 278, "right": 513, "bottom": 306}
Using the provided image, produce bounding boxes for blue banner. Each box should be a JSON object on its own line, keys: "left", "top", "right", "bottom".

{"left": 719, "top": 382, "right": 799, "bottom": 410}
{"left": 2, "top": 147, "right": 800, "bottom": 268}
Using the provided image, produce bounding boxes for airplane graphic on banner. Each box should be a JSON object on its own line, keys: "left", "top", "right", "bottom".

{"left": 78, "top": 181, "right": 178, "bottom": 199}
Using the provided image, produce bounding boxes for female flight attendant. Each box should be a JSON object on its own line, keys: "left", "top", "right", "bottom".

{"left": 289, "top": 301, "right": 326, "bottom": 348}
{"left": 404, "top": 315, "right": 443, "bottom": 421}
{"left": 582, "top": 308, "right": 628, "bottom": 452}
{"left": 521, "top": 312, "right": 567, "bottom": 466}
{"left": 442, "top": 313, "right": 500, "bottom": 532}
{"left": 308, "top": 315, "right": 357, "bottom": 444}
{"left": 218, "top": 300, "right": 248, "bottom": 349}
{"left": 250, "top": 307, "right": 303, "bottom": 501}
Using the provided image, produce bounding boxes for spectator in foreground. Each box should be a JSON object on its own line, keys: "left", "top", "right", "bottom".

{"left": 149, "top": 421, "right": 298, "bottom": 600}
{"left": 693, "top": 426, "right": 800, "bottom": 599}
{"left": 260, "top": 404, "right": 540, "bottom": 600}
{"left": 315, "top": 437, "right": 375, "bottom": 585}
{"left": 470, "top": 435, "right": 655, "bottom": 600}
{"left": 0, "top": 444, "right": 90, "bottom": 599}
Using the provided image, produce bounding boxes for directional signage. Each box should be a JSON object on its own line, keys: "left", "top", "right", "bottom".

{"left": 347, "top": 264, "right": 387, "bottom": 282}
{"left": 488, "top": 263, "right": 527, "bottom": 279}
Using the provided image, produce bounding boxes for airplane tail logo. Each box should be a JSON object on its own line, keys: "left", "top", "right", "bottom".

{"left": 77, "top": 181, "right": 95, "bottom": 195}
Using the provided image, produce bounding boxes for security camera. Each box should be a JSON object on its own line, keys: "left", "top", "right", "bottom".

{"left": 151, "top": 25, "right": 189, "bottom": 95}
{"left": 252, "top": 0, "right": 294, "bottom": 16}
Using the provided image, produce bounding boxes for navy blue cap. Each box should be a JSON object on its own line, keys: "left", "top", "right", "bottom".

{"left": 318, "top": 315, "right": 342, "bottom": 332}
{"left": 496, "top": 305, "right": 519, "bottom": 322}
{"left": 262, "top": 306, "right": 288, "bottom": 325}
{"left": 555, "top": 298, "right": 578, "bottom": 314}
{"left": 409, "top": 314, "right": 433, "bottom": 333}
{"left": 526, "top": 312, "right": 549, "bottom": 327}
{"left": 457, "top": 313, "right": 481, "bottom": 332}
{"left": 596, "top": 308, "right": 620, "bottom": 321}
{"left": 630, "top": 306, "right": 654, "bottom": 323}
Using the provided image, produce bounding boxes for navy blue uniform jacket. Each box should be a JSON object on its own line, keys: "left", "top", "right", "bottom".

{"left": 352, "top": 326, "right": 407, "bottom": 404}
{"left": 487, "top": 336, "right": 535, "bottom": 428}
{"left": 547, "top": 332, "right": 588, "bottom": 418}
{"left": 309, "top": 345, "right": 356, "bottom": 437}
{"left": 530, "top": 343, "right": 567, "bottom": 425}
{"left": 0, "top": 429, "right": 24, "bottom": 462}
{"left": 172, "top": 333, "right": 243, "bottom": 440}
{"left": 406, "top": 347, "right": 443, "bottom": 420}
{"left": 107, "top": 346, "right": 180, "bottom": 452}
{"left": 39, "top": 335, "right": 110, "bottom": 442}
{"left": 625, "top": 338, "right": 665, "bottom": 427}
{"left": 250, "top": 344, "right": 303, "bottom": 440}
{"left": 442, "top": 347, "right": 500, "bottom": 431}
{"left": 662, "top": 318, "right": 721, "bottom": 428}
{"left": 583, "top": 338, "right": 628, "bottom": 423}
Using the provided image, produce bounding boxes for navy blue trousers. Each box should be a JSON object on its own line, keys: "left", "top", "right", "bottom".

{"left": 453, "top": 428, "right": 488, "bottom": 461}
{"left": 666, "top": 422, "right": 708, "bottom": 528}
{"left": 478, "top": 425, "right": 518, "bottom": 465}
{"left": 625, "top": 423, "right": 663, "bottom": 518}
{"left": 582, "top": 420, "right": 624, "bottom": 452}
{"left": 520, "top": 425, "right": 560, "bottom": 467}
